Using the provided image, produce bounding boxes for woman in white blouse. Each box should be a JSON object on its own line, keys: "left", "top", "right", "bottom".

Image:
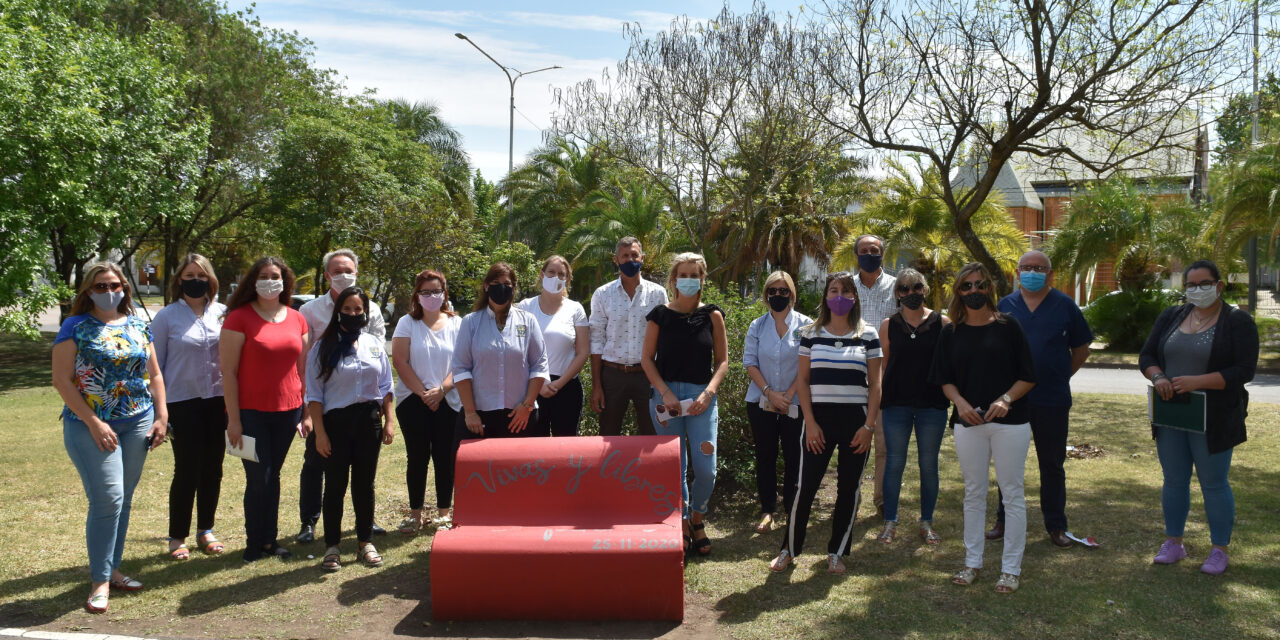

{"left": 392, "top": 269, "right": 463, "bottom": 534}
{"left": 517, "top": 255, "right": 589, "bottom": 437}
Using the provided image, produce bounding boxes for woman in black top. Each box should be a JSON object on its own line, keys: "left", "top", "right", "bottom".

{"left": 930, "top": 263, "right": 1036, "bottom": 594}
{"left": 877, "top": 268, "right": 951, "bottom": 546}
{"left": 641, "top": 252, "right": 728, "bottom": 556}
{"left": 1139, "top": 260, "right": 1258, "bottom": 575}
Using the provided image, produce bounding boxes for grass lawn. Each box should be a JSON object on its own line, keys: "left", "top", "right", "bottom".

{"left": 1, "top": 332, "right": 1278, "bottom": 639}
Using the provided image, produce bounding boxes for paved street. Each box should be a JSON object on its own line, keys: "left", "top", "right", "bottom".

{"left": 1072, "top": 366, "right": 1280, "bottom": 404}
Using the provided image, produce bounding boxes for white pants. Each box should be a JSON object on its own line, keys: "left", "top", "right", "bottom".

{"left": 953, "top": 421, "right": 1031, "bottom": 576}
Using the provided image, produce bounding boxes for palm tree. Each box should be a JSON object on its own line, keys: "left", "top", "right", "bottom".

{"left": 1210, "top": 141, "right": 1280, "bottom": 261}
{"left": 383, "top": 98, "right": 472, "bottom": 214}
{"left": 557, "top": 183, "right": 685, "bottom": 291}
{"left": 1046, "top": 176, "right": 1204, "bottom": 299}
{"left": 831, "top": 156, "right": 1028, "bottom": 309}
{"left": 496, "top": 139, "right": 611, "bottom": 257}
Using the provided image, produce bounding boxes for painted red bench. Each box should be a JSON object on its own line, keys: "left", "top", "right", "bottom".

{"left": 430, "top": 435, "right": 685, "bottom": 621}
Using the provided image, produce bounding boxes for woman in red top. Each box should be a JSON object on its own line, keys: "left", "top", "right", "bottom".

{"left": 220, "top": 256, "right": 311, "bottom": 562}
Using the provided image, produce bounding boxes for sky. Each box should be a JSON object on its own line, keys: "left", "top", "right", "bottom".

{"left": 223, "top": 0, "right": 766, "bottom": 182}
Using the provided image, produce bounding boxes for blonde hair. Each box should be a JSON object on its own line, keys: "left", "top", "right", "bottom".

{"left": 168, "top": 253, "right": 219, "bottom": 302}
{"left": 666, "top": 252, "right": 708, "bottom": 298}
{"left": 542, "top": 255, "right": 572, "bottom": 298}
{"left": 762, "top": 270, "right": 797, "bottom": 300}
{"left": 70, "top": 262, "right": 135, "bottom": 316}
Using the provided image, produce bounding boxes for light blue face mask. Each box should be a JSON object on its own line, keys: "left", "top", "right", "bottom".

{"left": 1019, "top": 270, "right": 1047, "bottom": 292}
{"left": 675, "top": 277, "right": 702, "bottom": 297}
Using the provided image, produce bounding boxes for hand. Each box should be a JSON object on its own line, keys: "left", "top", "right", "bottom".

{"left": 90, "top": 418, "right": 118, "bottom": 453}
{"left": 1153, "top": 376, "right": 1175, "bottom": 401}
{"left": 539, "top": 381, "right": 560, "bottom": 398}
{"left": 956, "top": 401, "right": 983, "bottom": 426}
{"left": 315, "top": 431, "right": 332, "bottom": 458}
{"left": 227, "top": 419, "right": 243, "bottom": 449}
{"left": 507, "top": 404, "right": 532, "bottom": 433}
{"left": 850, "top": 426, "right": 873, "bottom": 454}
{"left": 804, "top": 422, "right": 826, "bottom": 454}
{"left": 422, "top": 387, "right": 443, "bottom": 411}
{"left": 590, "top": 386, "right": 605, "bottom": 413}
{"left": 381, "top": 420, "right": 395, "bottom": 445}
{"left": 146, "top": 418, "right": 167, "bottom": 451}
{"left": 660, "top": 389, "right": 681, "bottom": 415}
{"left": 1171, "top": 375, "right": 1203, "bottom": 395}
{"left": 767, "top": 389, "right": 790, "bottom": 412}
{"left": 983, "top": 399, "right": 1010, "bottom": 422}
{"left": 464, "top": 411, "right": 483, "bottom": 435}
{"left": 297, "top": 415, "right": 313, "bottom": 438}
{"left": 687, "top": 390, "right": 714, "bottom": 416}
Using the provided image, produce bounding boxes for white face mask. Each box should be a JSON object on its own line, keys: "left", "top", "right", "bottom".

{"left": 1185, "top": 285, "right": 1219, "bottom": 309}
{"left": 542, "top": 275, "right": 565, "bottom": 295}
{"left": 256, "top": 279, "right": 284, "bottom": 299}
{"left": 329, "top": 272, "right": 357, "bottom": 293}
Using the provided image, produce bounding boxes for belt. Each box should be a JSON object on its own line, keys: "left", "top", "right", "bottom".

{"left": 602, "top": 360, "right": 645, "bottom": 373}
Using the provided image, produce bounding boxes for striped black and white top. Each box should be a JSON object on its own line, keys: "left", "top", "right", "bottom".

{"left": 799, "top": 324, "right": 882, "bottom": 405}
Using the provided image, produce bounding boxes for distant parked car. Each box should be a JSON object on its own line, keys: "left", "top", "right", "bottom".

{"left": 289, "top": 294, "right": 316, "bottom": 310}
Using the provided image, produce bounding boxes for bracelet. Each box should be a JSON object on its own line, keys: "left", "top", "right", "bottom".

{"left": 761, "top": 384, "right": 771, "bottom": 394}
{"left": 860, "top": 424, "right": 873, "bottom": 433}
{"left": 1151, "top": 373, "right": 1167, "bottom": 383}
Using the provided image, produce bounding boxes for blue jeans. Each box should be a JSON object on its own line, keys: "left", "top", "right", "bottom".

{"left": 1155, "top": 426, "right": 1234, "bottom": 546}
{"left": 649, "top": 381, "right": 717, "bottom": 517}
{"left": 881, "top": 406, "right": 947, "bottom": 523}
{"left": 64, "top": 410, "right": 152, "bottom": 583}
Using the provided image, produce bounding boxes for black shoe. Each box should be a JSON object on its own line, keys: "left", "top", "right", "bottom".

{"left": 264, "top": 542, "right": 291, "bottom": 559}
{"left": 986, "top": 521, "right": 1005, "bottom": 540}
{"left": 371, "top": 523, "right": 387, "bottom": 536}
{"left": 295, "top": 523, "right": 315, "bottom": 544}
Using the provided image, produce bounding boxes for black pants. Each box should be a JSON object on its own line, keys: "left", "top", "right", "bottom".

{"left": 167, "top": 397, "right": 227, "bottom": 539}
{"left": 299, "top": 430, "right": 324, "bottom": 527}
{"left": 598, "top": 366, "right": 656, "bottom": 436}
{"left": 781, "top": 404, "right": 869, "bottom": 557}
{"left": 997, "top": 404, "right": 1070, "bottom": 532}
{"left": 321, "top": 402, "right": 384, "bottom": 546}
{"left": 533, "top": 375, "right": 584, "bottom": 437}
{"left": 396, "top": 395, "right": 459, "bottom": 510}
{"left": 455, "top": 408, "right": 542, "bottom": 440}
{"left": 240, "top": 407, "right": 301, "bottom": 551}
{"left": 746, "top": 402, "right": 802, "bottom": 515}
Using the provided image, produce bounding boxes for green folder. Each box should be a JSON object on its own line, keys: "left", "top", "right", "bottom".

{"left": 1148, "top": 388, "right": 1207, "bottom": 433}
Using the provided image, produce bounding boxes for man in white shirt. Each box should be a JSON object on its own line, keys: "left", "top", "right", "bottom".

{"left": 589, "top": 236, "right": 669, "bottom": 436}
{"left": 295, "top": 248, "right": 386, "bottom": 542}
{"left": 852, "top": 234, "right": 895, "bottom": 518}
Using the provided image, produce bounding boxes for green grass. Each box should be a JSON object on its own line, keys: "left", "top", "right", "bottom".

{"left": 2, "top": 332, "right": 1278, "bottom": 639}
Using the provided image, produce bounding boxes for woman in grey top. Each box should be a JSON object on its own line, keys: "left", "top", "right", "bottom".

{"left": 1139, "top": 260, "right": 1258, "bottom": 576}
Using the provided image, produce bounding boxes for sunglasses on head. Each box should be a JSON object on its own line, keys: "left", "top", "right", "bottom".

{"left": 958, "top": 280, "right": 989, "bottom": 293}
{"left": 896, "top": 282, "right": 925, "bottom": 294}
{"left": 766, "top": 287, "right": 791, "bottom": 297}
{"left": 91, "top": 282, "right": 124, "bottom": 293}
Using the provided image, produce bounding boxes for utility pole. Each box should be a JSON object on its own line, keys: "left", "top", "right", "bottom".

{"left": 1247, "top": 0, "right": 1260, "bottom": 313}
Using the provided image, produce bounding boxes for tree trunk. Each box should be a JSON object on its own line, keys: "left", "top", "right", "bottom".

{"left": 953, "top": 215, "right": 1014, "bottom": 297}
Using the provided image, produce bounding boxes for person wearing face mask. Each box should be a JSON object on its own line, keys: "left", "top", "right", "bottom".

{"left": 988, "top": 251, "right": 1093, "bottom": 548}
{"left": 150, "top": 253, "right": 228, "bottom": 561}
{"left": 876, "top": 268, "right": 951, "bottom": 546}
{"left": 589, "top": 236, "right": 670, "bottom": 436}
{"left": 769, "top": 271, "right": 880, "bottom": 574}
{"left": 1139, "top": 260, "right": 1258, "bottom": 575}
{"left": 742, "top": 271, "right": 811, "bottom": 534}
{"left": 453, "top": 263, "right": 550, "bottom": 438}
{"left": 221, "top": 256, "right": 311, "bottom": 562}
{"left": 52, "top": 262, "right": 168, "bottom": 613}
{"left": 517, "top": 255, "right": 590, "bottom": 436}
{"left": 851, "top": 234, "right": 896, "bottom": 519}
{"left": 641, "top": 253, "right": 728, "bottom": 556}
{"left": 391, "top": 269, "right": 462, "bottom": 534}
{"left": 929, "top": 262, "right": 1036, "bottom": 593}
{"left": 306, "top": 287, "right": 395, "bottom": 570}
{"left": 296, "top": 248, "right": 386, "bottom": 543}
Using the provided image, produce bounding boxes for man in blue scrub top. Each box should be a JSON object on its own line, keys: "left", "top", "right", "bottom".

{"left": 988, "top": 250, "right": 1093, "bottom": 548}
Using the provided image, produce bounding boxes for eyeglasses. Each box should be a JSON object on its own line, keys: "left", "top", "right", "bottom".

{"left": 895, "top": 282, "right": 925, "bottom": 294}
{"left": 417, "top": 289, "right": 445, "bottom": 296}
{"left": 1186, "top": 281, "right": 1218, "bottom": 292}
{"left": 91, "top": 282, "right": 123, "bottom": 293}
{"left": 1018, "top": 265, "right": 1050, "bottom": 273}
{"left": 958, "top": 280, "right": 989, "bottom": 292}
{"left": 766, "top": 287, "right": 791, "bottom": 297}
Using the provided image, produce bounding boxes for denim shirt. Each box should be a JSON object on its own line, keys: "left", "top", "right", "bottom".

{"left": 452, "top": 307, "right": 550, "bottom": 412}
{"left": 742, "top": 310, "right": 812, "bottom": 405}
{"left": 151, "top": 299, "right": 224, "bottom": 403}
{"left": 304, "top": 333, "right": 393, "bottom": 411}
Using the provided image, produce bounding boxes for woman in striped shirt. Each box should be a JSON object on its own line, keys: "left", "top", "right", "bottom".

{"left": 769, "top": 271, "right": 882, "bottom": 574}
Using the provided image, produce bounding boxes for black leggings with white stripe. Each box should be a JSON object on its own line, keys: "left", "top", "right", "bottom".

{"left": 781, "top": 403, "right": 869, "bottom": 557}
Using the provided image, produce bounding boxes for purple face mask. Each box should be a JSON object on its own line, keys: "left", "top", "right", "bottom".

{"left": 827, "top": 295, "right": 856, "bottom": 317}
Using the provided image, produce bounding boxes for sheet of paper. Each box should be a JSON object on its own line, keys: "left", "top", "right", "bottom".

{"left": 225, "top": 432, "right": 259, "bottom": 463}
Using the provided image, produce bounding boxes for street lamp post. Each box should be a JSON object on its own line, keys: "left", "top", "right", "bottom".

{"left": 455, "top": 33, "right": 561, "bottom": 235}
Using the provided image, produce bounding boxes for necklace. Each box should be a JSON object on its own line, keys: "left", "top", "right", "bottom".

{"left": 1188, "top": 308, "right": 1217, "bottom": 331}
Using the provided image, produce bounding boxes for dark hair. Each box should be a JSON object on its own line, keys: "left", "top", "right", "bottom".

{"left": 315, "top": 286, "right": 369, "bottom": 383}
{"left": 226, "top": 256, "right": 295, "bottom": 312}
{"left": 1183, "top": 259, "right": 1220, "bottom": 281}
{"left": 70, "top": 262, "right": 135, "bottom": 316}
{"left": 473, "top": 262, "right": 518, "bottom": 312}
{"left": 408, "top": 269, "right": 455, "bottom": 320}
{"left": 806, "top": 271, "right": 863, "bottom": 335}
{"left": 947, "top": 262, "right": 1005, "bottom": 324}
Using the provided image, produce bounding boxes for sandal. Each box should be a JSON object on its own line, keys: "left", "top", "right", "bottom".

{"left": 85, "top": 593, "right": 109, "bottom": 614}
{"left": 397, "top": 518, "right": 422, "bottom": 535}
{"left": 827, "top": 553, "right": 847, "bottom": 574}
{"left": 921, "top": 523, "right": 942, "bottom": 545}
{"left": 197, "top": 531, "right": 224, "bottom": 555}
{"left": 876, "top": 522, "right": 897, "bottom": 544}
{"left": 690, "top": 522, "right": 711, "bottom": 556}
{"left": 109, "top": 575, "right": 143, "bottom": 592}
{"left": 995, "top": 572, "right": 1020, "bottom": 593}
{"left": 358, "top": 542, "right": 383, "bottom": 567}
{"left": 322, "top": 546, "right": 342, "bottom": 572}
{"left": 755, "top": 513, "right": 774, "bottom": 534}
{"left": 951, "top": 567, "right": 980, "bottom": 586}
{"left": 769, "top": 549, "right": 793, "bottom": 572}
{"left": 168, "top": 539, "right": 190, "bottom": 561}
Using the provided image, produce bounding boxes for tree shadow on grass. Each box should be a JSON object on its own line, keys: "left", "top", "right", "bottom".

{"left": 0, "top": 332, "right": 53, "bottom": 394}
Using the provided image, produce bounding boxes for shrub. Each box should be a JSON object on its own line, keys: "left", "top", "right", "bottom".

{"left": 1083, "top": 288, "right": 1183, "bottom": 351}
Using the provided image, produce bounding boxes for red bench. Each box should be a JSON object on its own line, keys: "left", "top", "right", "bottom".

{"left": 430, "top": 435, "right": 685, "bottom": 621}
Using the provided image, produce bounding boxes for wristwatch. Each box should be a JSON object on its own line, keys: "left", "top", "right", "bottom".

{"left": 1000, "top": 393, "right": 1013, "bottom": 404}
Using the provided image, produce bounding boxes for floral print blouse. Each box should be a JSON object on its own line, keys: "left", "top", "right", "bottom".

{"left": 55, "top": 314, "right": 154, "bottom": 422}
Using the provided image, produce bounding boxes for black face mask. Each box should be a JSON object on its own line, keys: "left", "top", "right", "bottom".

{"left": 962, "top": 292, "right": 988, "bottom": 310}
{"left": 900, "top": 292, "right": 925, "bottom": 310}
{"left": 767, "top": 295, "right": 791, "bottom": 313}
{"left": 487, "top": 282, "right": 514, "bottom": 306}
{"left": 338, "top": 312, "right": 367, "bottom": 333}
{"left": 181, "top": 278, "right": 210, "bottom": 299}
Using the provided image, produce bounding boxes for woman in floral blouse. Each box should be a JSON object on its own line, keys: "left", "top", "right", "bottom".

{"left": 52, "top": 262, "right": 168, "bottom": 614}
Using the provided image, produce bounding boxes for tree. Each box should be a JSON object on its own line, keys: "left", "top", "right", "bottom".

{"left": 1216, "top": 73, "right": 1280, "bottom": 162}
{"left": 1046, "top": 177, "right": 1205, "bottom": 297}
{"left": 1210, "top": 141, "right": 1280, "bottom": 262}
{"left": 383, "top": 98, "right": 473, "bottom": 215}
{"left": 802, "top": 0, "right": 1251, "bottom": 295}
{"left": 557, "top": 183, "right": 686, "bottom": 293}
{"left": 496, "top": 139, "right": 612, "bottom": 257}
{"left": 831, "top": 156, "right": 1028, "bottom": 309}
